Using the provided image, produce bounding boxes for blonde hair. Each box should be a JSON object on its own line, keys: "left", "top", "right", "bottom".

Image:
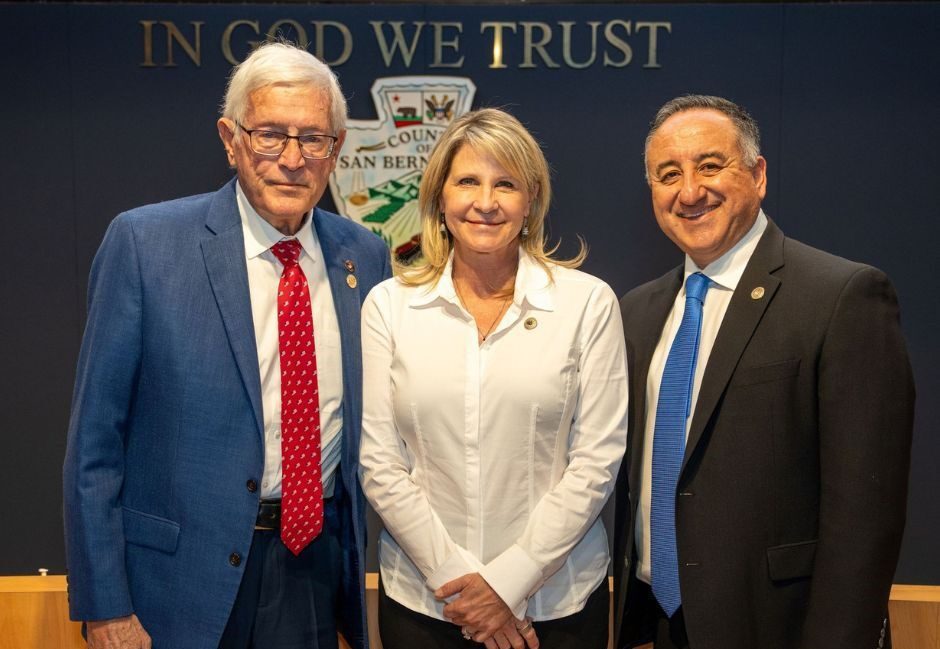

{"left": 399, "top": 108, "right": 585, "bottom": 286}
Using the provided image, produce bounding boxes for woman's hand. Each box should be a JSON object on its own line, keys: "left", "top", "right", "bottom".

{"left": 481, "top": 619, "right": 539, "bottom": 649}
{"left": 435, "top": 572, "right": 513, "bottom": 640}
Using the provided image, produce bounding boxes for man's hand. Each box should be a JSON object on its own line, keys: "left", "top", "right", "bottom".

{"left": 482, "top": 619, "right": 539, "bottom": 649}
{"left": 86, "top": 614, "right": 152, "bottom": 649}
{"left": 435, "top": 573, "right": 513, "bottom": 641}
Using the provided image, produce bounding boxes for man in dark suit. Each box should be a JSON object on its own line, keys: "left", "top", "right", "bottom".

{"left": 613, "top": 95, "right": 914, "bottom": 649}
{"left": 63, "top": 42, "right": 390, "bottom": 649}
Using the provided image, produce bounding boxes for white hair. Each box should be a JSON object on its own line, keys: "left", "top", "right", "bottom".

{"left": 221, "top": 41, "right": 347, "bottom": 133}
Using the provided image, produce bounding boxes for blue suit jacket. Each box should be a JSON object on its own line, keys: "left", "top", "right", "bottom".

{"left": 63, "top": 178, "right": 391, "bottom": 649}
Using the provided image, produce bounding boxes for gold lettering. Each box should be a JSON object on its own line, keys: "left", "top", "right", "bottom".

{"left": 636, "top": 22, "right": 671, "bottom": 68}
{"left": 266, "top": 19, "right": 308, "bottom": 48}
{"left": 162, "top": 21, "right": 203, "bottom": 67}
{"left": 603, "top": 20, "right": 633, "bottom": 68}
{"left": 312, "top": 21, "right": 352, "bottom": 66}
{"left": 560, "top": 21, "right": 600, "bottom": 69}
{"left": 221, "top": 20, "right": 261, "bottom": 66}
{"left": 430, "top": 22, "right": 464, "bottom": 68}
{"left": 140, "top": 21, "right": 156, "bottom": 67}
{"left": 480, "top": 22, "right": 516, "bottom": 69}
{"left": 520, "top": 22, "right": 559, "bottom": 69}
{"left": 370, "top": 21, "right": 425, "bottom": 68}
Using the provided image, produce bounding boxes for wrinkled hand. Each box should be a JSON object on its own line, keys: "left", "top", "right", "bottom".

{"left": 86, "top": 614, "right": 152, "bottom": 649}
{"left": 482, "top": 619, "right": 539, "bottom": 649}
{"left": 435, "top": 573, "right": 513, "bottom": 641}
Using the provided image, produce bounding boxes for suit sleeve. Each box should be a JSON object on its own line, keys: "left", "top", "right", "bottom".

{"left": 62, "top": 214, "right": 142, "bottom": 621}
{"left": 802, "top": 266, "right": 914, "bottom": 648}
{"left": 380, "top": 241, "right": 393, "bottom": 282}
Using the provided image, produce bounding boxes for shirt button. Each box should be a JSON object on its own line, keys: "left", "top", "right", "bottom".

{"left": 246, "top": 479, "right": 258, "bottom": 493}
{"left": 229, "top": 553, "right": 242, "bottom": 567}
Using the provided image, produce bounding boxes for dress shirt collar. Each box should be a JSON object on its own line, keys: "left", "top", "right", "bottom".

{"left": 407, "top": 247, "right": 554, "bottom": 312}
{"left": 683, "top": 209, "right": 768, "bottom": 292}
{"left": 236, "top": 180, "right": 320, "bottom": 263}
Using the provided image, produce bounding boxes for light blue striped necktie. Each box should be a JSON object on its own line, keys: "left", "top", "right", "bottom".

{"left": 651, "top": 271, "right": 710, "bottom": 617}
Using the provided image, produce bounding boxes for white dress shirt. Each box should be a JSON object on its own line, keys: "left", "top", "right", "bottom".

{"left": 634, "top": 211, "right": 768, "bottom": 584}
{"left": 237, "top": 182, "right": 344, "bottom": 499}
{"left": 360, "top": 251, "right": 628, "bottom": 621}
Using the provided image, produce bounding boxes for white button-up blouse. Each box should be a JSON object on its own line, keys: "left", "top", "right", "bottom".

{"left": 359, "top": 251, "right": 628, "bottom": 621}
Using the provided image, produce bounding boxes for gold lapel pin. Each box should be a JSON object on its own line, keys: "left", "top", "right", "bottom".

{"left": 524, "top": 317, "right": 538, "bottom": 330}
{"left": 751, "top": 286, "right": 765, "bottom": 300}
{"left": 346, "top": 275, "right": 358, "bottom": 289}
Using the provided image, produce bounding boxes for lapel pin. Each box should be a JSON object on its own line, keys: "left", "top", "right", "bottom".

{"left": 750, "top": 286, "right": 765, "bottom": 300}
{"left": 524, "top": 317, "right": 538, "bottom": 330}
{"left": 346, "top": 274, "right": 358, "bottom": 289}
{"left": 344, "top": 259, "right": 356, "bottom": 273}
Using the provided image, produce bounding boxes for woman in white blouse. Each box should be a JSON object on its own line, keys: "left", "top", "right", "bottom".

{"left": 360, "top": 108, "right": 628, "bottom": 649}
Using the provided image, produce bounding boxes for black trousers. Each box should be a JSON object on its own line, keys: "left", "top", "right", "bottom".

{"left": 653, "top": 604, "right": 690, "bottom": 649}
{"left": 219, "top": 498, "right": 342, "bottom": 649}
{"left": 379, "top": 578, "right": 610, "bottom": 649}
{"left": 621, "top": 580, "right": 690, "bottom": 649}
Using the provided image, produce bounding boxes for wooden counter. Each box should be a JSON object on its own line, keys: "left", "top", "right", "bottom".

{"left": 2, "top": 575, "right": 936, "bottom": 649}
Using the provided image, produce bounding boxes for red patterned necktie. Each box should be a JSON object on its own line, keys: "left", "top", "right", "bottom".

{"left": 271, "top": 239, "right": 323, "bottom": 555}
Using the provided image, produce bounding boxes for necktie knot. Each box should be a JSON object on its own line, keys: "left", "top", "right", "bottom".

{"left": 685, "top": 272, "right": 710, "bottom": 304}
{"left": 272, "top": 239, "right": 302, "bottom": 268}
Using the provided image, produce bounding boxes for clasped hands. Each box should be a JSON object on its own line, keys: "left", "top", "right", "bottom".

{"left": 435, "top": 573, "right": 539, "bottom": 649}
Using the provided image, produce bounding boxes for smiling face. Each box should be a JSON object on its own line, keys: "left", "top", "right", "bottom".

{"left": 217, "top": 83, "right": 345, "bottom": 235}
{"left": 440, "top": 144, "right": 534, "bottom": 264}
{"left": 645, "top": 108, "right": 767, "bottom": 268}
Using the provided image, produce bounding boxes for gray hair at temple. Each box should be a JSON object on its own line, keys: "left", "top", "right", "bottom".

{"left": 221, "top": 41, "right": 347, "bottom": 134}
{"left": 644, "top": 94, "right": 761, "bottom": 180}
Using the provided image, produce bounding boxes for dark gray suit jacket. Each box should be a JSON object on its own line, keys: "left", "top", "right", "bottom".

{"left": 613, "top": 219, "right": 914, "bottom": 649}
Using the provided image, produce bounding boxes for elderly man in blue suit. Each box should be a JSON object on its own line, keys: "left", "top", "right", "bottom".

{"left": 63, "top": 42, "right": 390, "bottom": 649}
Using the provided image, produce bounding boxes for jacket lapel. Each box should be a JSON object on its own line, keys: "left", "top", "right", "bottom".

{"left": 313, "top": 209, "right": 363, "bottom": 485}
{"left": 315, "top": 210, "right": 362, "bottom": 360}
{"left": 682, "top": 220, "right": 786, "bottom": 469}
{"left": 201, "top": 179, "right": 264, "bottom": 439}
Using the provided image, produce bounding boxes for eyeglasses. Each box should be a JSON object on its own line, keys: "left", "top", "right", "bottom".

{"left": 236, "top": 122, "right": 338, "bottom": 160}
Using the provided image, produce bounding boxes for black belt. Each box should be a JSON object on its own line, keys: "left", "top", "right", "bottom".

{"left": 254, "top": 496, "right": 334, "bottom": 531}
{"left": 255, "top": 499, "right": 282, "bottom": 530}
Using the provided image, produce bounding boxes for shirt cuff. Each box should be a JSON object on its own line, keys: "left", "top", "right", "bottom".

{"left": 426, "top": 546, "right": 484, "bottom": 595}
{"left": 479, "top": 544, "right": 542, "bottom": 620}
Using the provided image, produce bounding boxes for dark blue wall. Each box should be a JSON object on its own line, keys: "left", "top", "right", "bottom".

{"left": 1, "top": 3, "right": 936, "bottom": 584}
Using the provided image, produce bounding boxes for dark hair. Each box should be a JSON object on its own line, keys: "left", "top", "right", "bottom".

{"left": 645, "top": 94, "right": 761, "bottom": 178}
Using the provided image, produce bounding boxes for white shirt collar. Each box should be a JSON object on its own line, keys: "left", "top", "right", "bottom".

{"left": 236, "top": 181, "right": 321, "bottom": 264}
{"left": 408, "top": 248, "right": 555, "bottom": 312}
{"left": 683, "top": 209, "right": 768, "bottom": 291}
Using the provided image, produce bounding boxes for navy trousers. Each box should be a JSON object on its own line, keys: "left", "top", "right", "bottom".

{"left": 219, "top": 498, "right": 342, "bottom": 649}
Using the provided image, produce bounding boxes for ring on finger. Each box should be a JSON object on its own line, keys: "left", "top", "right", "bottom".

{"left": 462, "top": 628, "right": 473, "bottom": 640}
{"left": 517, "top": 620, "right": 533, "bottom": 634}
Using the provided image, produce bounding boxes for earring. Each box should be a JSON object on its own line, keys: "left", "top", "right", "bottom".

{"left": 439, "top": 212, "right": 447, "bottom": 234}
{"left": 520, "top": 216, "right": 529, "bottom": 239}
